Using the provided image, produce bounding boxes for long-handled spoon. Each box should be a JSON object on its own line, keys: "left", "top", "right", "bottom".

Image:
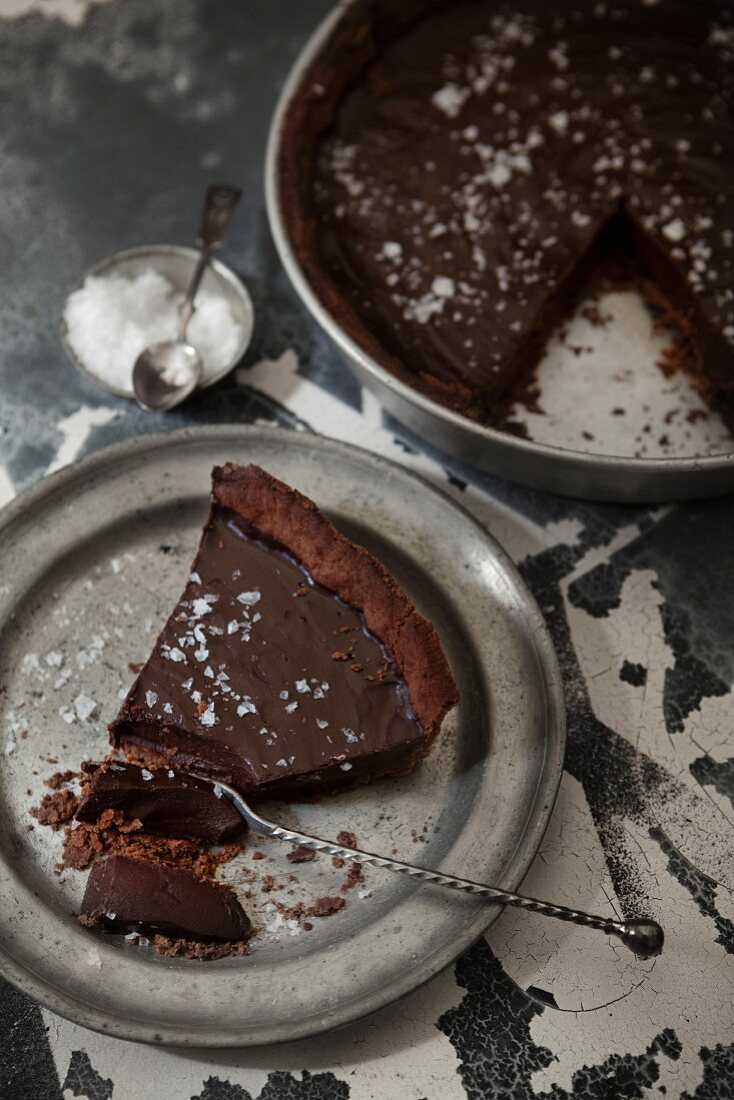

{"left": 195, "top": 775, "right": 664, "bottom": 959}
{"left": 133, "top": 184, "right": 241, "bottom": 411}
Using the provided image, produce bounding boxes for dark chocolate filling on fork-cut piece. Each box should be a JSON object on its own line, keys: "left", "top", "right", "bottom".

{"left": 75, "top": 760, "right": 244, "bottom": 844}
{"left": 110, "top": 464, "right": 459, "bottom": 798}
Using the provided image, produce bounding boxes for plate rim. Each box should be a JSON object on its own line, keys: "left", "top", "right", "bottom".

{"left": 0, "top": 424, "right": 566, "bottom": 1047}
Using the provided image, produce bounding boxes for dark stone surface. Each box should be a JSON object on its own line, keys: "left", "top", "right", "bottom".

{"left": 0, "top": 979, "right": 63, "bottom": 1100}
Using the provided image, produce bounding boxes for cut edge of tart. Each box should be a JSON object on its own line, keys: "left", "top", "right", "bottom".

{"left": 110, "top": 463, "right": 460, "bottom": 799}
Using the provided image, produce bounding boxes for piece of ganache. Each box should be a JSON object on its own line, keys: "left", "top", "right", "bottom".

{"left": 75, "top": 761, "right": 243, "bottom": 844}
{"left": 80, "top": 855, "right": 251, "bottom": 943}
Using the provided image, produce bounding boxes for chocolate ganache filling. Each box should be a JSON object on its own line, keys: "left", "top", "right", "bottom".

{"left": 75, "top": 760, "right": 244, "bottom": 843}
{"left": 81, "top": 855, "right": 251, "bottom": 943}
{"left": 112, "top": 506, "right": 422, "bottom": 797}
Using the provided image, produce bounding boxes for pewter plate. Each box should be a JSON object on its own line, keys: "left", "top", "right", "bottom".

{"left": 0, "top": 426, "right": 564, "bottom": 1047}
{"left": 265, "top": 3, "right": 734, "bottom": 503}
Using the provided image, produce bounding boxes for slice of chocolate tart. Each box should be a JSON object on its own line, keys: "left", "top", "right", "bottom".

{"left": 110, "top": 463, "right": 459, "bottom": 799}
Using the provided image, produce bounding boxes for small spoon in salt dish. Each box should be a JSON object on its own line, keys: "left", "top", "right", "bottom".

{"left": 133, "top": 184, "right": 241, "bottom": 411}
{"left": 190, "top": 773, "right": 665, "bottom": 959}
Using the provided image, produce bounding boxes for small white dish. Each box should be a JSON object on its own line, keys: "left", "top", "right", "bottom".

{"left": 60, "top": 244, "right": 254, "bottom": 399}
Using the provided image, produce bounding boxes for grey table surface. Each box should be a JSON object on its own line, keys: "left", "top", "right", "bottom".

{"left": 0, "top": 2, "right": 733, "bottom": 1098}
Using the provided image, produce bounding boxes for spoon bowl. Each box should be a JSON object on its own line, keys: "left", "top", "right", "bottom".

{"left": 131, "top": 184, "right": 243, "bottom": 412}
{"left": 133, "top": 338, "right": 202, "bottom": 411}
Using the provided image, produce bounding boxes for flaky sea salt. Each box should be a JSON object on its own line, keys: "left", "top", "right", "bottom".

{"left": 663, "top": 218, "right": 686, "bottom": 243}
{"left": 432, "top": 82, "right": 470, "bottom": 118}
{"left": 74, "top": 694, "right": 97, "bottom": 722}
{"left": 63, "top": 269, "right": 244, "bottom": 396}
{"left": 198, "top": 702, "right": 217, "bottom": 727}
{"left": 191, "top": 597, "right": 215, "bottom": 618}
{"left": 162, "top": 645, "right": 186, "bottom": 663}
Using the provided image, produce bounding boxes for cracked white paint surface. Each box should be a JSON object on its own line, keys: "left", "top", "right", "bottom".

{"left": 509, "top": 289, "right": 732, "bottom": 458}
{"left": 0, "top": 0, "right": 112, "bottom": 26}
{"left": 35, "top": 351, "right": 734, "bottom": 1098}
{"left": 45, "top": 405, "right": 118, "bottom": 474}
{"left": 0, "top": 461, "right": 15, "bottom": 508}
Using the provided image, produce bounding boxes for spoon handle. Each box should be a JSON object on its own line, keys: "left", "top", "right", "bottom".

{"left": 197, "top": 183, "right": 242, "bottom": 251}
{"left": 177, "top": 185, "right": 242, "bottom": 339}
{"left": 208, "top": 778, "right": 664, "bottom": 960}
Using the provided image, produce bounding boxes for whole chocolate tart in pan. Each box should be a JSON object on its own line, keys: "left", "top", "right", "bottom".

{"left": 278, "top": 0, "right": 734, "bottom": 431}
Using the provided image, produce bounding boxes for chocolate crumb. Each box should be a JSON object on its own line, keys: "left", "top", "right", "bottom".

{"left": 31, "top": 790, "right": 79, "bottom": 829}
{"left": 153, "top": 935, "right": 252, "bottom": 960}
{"left": 286, "top": 845, "right": 316, "bottom": 864}
{"left": 45, "top": 769, "right": 78, "bottom": 790}
{"left": 62, "top": 825, "right": 104, "bottom": 870}
{"left": 341, "top": 863, "right": 364, "bottom": 893}
{"left": 308, "top": 895, "right": 346, "bottom": 918}
{"left": 275, "top": 900, "right": 306, "bottom": 921}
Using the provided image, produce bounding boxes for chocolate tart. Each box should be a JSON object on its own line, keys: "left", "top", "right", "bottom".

{"left": 279, "top": 0, "right": 734, "bottom": 430}
{"left": 110, "top": 464, "right": 459, "bottom": 798}
{"left": 80, "top": 855, "right": 251, "bottom": 943}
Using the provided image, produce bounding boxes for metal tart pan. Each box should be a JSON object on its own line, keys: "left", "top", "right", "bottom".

{"left": 265, "top": 2, "right": 734, "bottom": 503}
